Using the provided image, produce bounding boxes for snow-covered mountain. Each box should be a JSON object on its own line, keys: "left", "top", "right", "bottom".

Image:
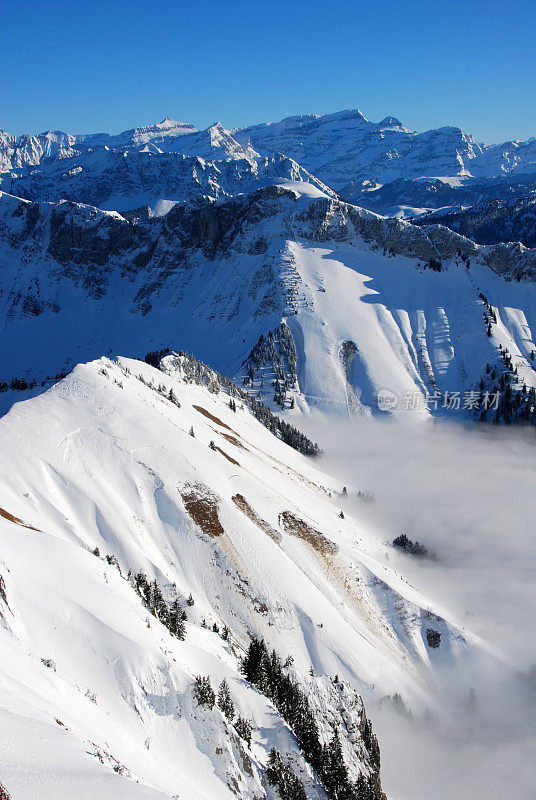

{"left": 3, "top": 109, "right": 536, "bottom": 216}
{"left": 2, "top": 106, "right": 536, "bottom": 800}
{"left": 0, "top": 117, "right": 198, "bottom": 172}
{"left": 353, "top": 174, "right": 536, "bottom": 219}
{"left": 235, "top": 109, "right": 536, "bottom": 199}
{"left": 0, "top": 351, "right": 502, "bottom": 798}
{"left": 2, "top": 182, "right": 536, "bottom": 421}
{"left": 1, "top": 120, "right": 334, "bottom": 215}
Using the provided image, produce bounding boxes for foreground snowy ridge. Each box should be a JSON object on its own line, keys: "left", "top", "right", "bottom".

{"left": 0, "top": 352, "right": 496, "bottom": 798}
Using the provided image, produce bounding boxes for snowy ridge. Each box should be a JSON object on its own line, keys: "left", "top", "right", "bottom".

{"left": 2, "top": 184, "right": 536, "bottom": 420}
{"left": 0, "top": 354, "right": 496, "bottom": 797}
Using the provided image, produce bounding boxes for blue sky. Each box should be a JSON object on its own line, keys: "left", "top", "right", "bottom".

{"left": 2, "top": 0, "right": 535, "bottom": 142}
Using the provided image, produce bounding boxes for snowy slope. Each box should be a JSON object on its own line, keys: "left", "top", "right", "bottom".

{"left": 0, "top": 354, "right": 502, "bottom": 798}
{"left": 2, "top": 184, "right": 536, "bottom": 420}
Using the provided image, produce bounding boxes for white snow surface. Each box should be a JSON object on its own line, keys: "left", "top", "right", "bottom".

{"left": 0, "top": 355, "right": 505, "bottom": 799}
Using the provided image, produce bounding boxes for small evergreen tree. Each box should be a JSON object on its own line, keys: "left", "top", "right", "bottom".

{"left": 193, "top": 675, "right": 215, "bottom": 708}
{"left": 321, "top": 731, "right": 351, "bottom": 800}
{"left": 217, "top": 679, "right": 235, "bottom": 720}
{"left": 265, "top": 748, "right": 307, "bottom": 800}
{"left": 168, "top": 596, "right": 186, "bottom": 640}
{"left": 0, "top": 779, "right": 12, "bottom": 800}
{"left": 234, "top": 716, "right": 252, "bottom": 747}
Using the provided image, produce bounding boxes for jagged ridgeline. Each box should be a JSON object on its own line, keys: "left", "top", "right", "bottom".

{"left": 241, "top": 322, "right": 298, "bottom": 410}
{"left": 148, "top": 346, "right": 320, "bottom": 455}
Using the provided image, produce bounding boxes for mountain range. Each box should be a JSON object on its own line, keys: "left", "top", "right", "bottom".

{"left": 3, "top": 109, "right": 536, "bottom": 215}
{"left": 1, "top": 106, "right": 536, "bottom": 799}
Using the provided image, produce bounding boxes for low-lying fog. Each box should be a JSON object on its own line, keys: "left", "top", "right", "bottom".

{"left": 301, "top": 414, "right": 536, "bottom": 800}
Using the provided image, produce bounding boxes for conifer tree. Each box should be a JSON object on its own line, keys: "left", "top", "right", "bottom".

{"left": 234, "top": 716, "right": 252, "bottom": 747}
{"left": 217, "top": 679, "right": 235, "bottom": 720}
{"left": 265, "top": 748, "right": 307, "bottom": 800}
{"left": 168, "top": 596, "right": 186, "bottom": 640}
{"left": 193, "top": 675, "right": 215, "bottom": 708}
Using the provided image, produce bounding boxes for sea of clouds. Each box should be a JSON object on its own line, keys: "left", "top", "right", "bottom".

{"left": 302, "top": 414, "right": 536, "bottom": 800}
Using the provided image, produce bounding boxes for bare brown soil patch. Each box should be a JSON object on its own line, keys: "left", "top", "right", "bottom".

{"left": 180, "top": 484, "right": 225, "bottom": 537}
{"left": 215, "top": 446, "right": 240, "bottom": 467}
{"left": 0, "top": 507, "right": 40, "bottom": 532}
{"left": 192, "top": 405, "right": 234, "bottom": 432}
{"left": 279, "top": 510, "right": 338, "bottom": 555}
{"left": 220, "top": 432, "right": 246, "bottom": 451}
{"left": 231, "top": 494, "right": 281, "bottom": 543}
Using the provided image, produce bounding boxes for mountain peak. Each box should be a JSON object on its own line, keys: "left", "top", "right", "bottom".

{"left": 319, "top": 108, "right": 369, "bottom": 125}
{"left": 157, "top": 116, "right": 182, "bottom": 128}
{"left": 379, "top": 115, "right": 404, "bottom": 128}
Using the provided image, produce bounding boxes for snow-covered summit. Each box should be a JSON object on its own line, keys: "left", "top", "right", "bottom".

{"left": 234, "top": 110, "right": 490, "bottom": 197}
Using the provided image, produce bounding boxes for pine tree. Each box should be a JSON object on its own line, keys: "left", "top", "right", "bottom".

{"left": 168, "top": 596, "right": 186, "bottom": 640}
{"left": 265, "top": 748, "right": 307, "bottom": 800}
{"left": 217, "top": 679, "right": 235, "bottom": 720}
{"left": 0, "top": 780, "right": 12, "bottom": 800}
{"left": 234, "top": 716, "right": 252, "bottom": 747}
{"left": 193, "top": 675, "right": 215, "bottom": 708}
{"left": 321, "top": 731, "right": 351, "bottom": 799}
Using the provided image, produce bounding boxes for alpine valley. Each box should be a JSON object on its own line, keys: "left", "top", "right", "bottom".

{"left": 1, "top": 108, "right": 536, "bottom": 800}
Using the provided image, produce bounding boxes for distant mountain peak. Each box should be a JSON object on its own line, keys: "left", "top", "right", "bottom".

{"left": 379, "top": 115, "right": 404, "bottom": 128}
{"left": 320, "top": 107, "right": 369, "bottom": 123}
{"left": 156, "top": 115, "right": 187, "bottom": 129}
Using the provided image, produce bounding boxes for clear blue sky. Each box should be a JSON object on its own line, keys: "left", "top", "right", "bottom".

{"left": 2, "top": 0, "right": 535, "bottom": 143}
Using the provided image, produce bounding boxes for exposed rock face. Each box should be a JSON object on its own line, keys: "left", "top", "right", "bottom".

{"left": 295, "top": 195, "right": 536, "bottom": 279}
